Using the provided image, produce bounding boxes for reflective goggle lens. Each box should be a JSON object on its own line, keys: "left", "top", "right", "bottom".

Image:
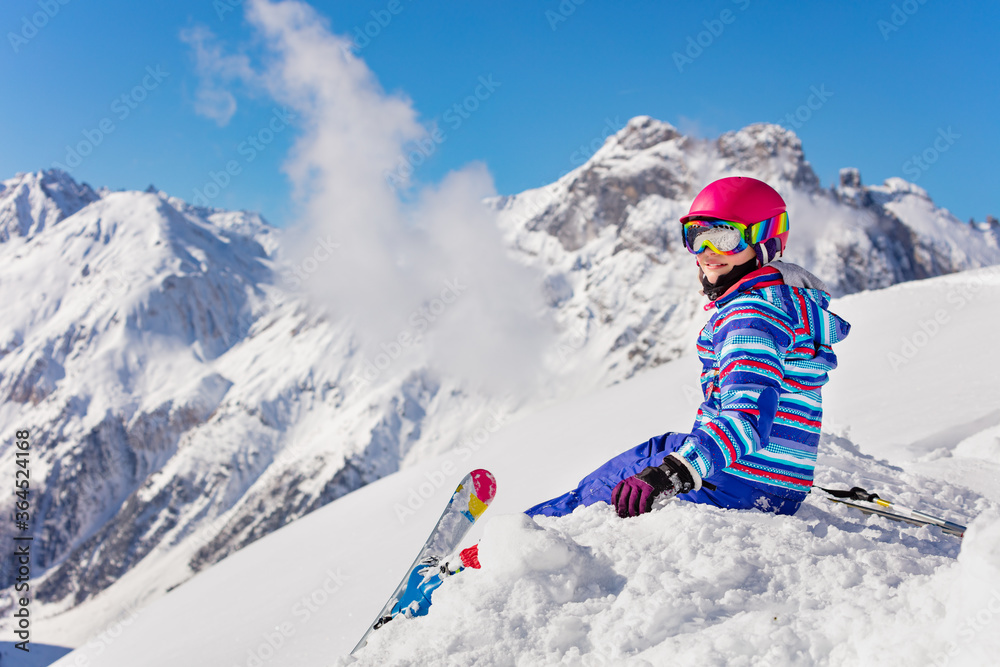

{"left": 683, "top": 221, "right": 746, "bottom": 255}
{"left": 682, "top": 212, "right": 788, "bottom": 255}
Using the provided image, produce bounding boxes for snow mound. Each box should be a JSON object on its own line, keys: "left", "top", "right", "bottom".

{"left": 933, "top": 512, "right": 1000, "bottom": 665}
{"left": 345, "top": 434, "right": 995, "bottom": 666}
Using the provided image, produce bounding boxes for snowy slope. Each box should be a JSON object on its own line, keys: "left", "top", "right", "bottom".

{"left": 4, "top": 113, "right": 1000, "bottom": 650}
{"left": 45, "top": 266, "right": 1000, "bottom": 667}
{"left": 0, "top": 170, "right": 517, "bottom": 632}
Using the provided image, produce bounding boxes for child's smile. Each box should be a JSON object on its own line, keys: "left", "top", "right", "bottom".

{"left": 697, "top": 246, "right": 756, "bottom": 284}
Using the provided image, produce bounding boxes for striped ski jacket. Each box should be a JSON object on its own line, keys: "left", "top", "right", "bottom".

{"left": 671, "top": 261, "right": 851, "bottom": 497}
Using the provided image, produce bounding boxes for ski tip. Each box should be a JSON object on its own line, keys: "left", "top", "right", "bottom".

{"left": 470, "top": 469, "right": 497, "bottom": 504}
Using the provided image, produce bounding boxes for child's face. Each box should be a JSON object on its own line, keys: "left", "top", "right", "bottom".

{"left": 697, "top": 246, "right": 757, "bottom": 285}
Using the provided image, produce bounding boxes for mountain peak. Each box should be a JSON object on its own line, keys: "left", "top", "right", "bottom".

{"left": 610, "top": 116, "right": 681, "bottom": 152}
{"left": 717, "top": 122, "right": 820, "bottom": 190}
{"left": 0, "top": 169, "right": 101, "bottom": 242}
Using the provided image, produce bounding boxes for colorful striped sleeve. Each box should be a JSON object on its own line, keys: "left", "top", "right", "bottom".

{"left": 675, "top": 299, "right": 791, "bottom": 479}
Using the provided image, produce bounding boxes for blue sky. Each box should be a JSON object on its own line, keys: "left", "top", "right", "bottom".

{"left": 1, "top": 0, "right": 997, "bottom": 226}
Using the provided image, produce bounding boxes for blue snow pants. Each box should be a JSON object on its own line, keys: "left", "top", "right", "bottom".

{"left": 524, "top": 432, "right": 805, "bottom": 518}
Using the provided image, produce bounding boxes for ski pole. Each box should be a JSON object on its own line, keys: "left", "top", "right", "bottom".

{"left": 813, "top": 485, "right": 967, "bottom": 538}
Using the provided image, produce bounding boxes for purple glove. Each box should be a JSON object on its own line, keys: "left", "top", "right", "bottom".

{"left": 611, "top": 455, "right": 696, "bottom": 518}
{"left": 611, "top": 476, "right": 659, "bottom": 518}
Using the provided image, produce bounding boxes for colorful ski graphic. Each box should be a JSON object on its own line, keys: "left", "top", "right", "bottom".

{"left": 351, "top": 469, "right": 497, "bottom": 655}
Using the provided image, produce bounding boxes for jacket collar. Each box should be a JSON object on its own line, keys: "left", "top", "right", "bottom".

{"left": 705, "top": 265, "right": 785, "bottom": 310}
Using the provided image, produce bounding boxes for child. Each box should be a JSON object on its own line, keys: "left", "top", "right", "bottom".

{"left": 389, "top": 176, "right": 851, "bottom": 620}
{"left": 524, "top": 176, "right": 851, "bottom": 519}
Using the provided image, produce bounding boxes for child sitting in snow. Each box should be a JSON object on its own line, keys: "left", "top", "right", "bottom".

{"left": 393, "top": 176, "right": 851, "bottom": 619}
{"left": 524, "top": 176, "right": 852, "bottom": 519}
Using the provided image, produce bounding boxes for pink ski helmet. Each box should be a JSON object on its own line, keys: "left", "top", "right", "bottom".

{"left": 680, "top": 177, "right": 789, "bottom": 253}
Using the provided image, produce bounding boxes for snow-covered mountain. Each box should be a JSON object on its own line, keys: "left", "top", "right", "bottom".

{"left": 491, "top": 117, "right": 1000, "bottom": 383}
{"left": 0, "top": 169, "right": 100, "bottom": 243}
{"left": 34, "top": 264, "right": 1000, "bottom": 667}
{"left": 0, "top": 170, "right": 499, "bottom": 620}
{"left": 2, "top": 115, "right": 999, "bottom": 648}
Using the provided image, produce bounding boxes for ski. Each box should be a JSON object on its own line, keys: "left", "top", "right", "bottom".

{"left": 351, "top": 468, "right": 497, "bottom": 655}
{"left": 815, "top": 485, "right": 966, "bottom": 538}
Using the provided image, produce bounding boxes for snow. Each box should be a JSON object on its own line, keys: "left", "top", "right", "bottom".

{"left": 349, "top": 504, "right": 998, "bottom": 666}
{"left": 44, "top": 266, "right": 1000, "bottom": 667}
{"left": 0, "top": 170, "right": 100, "bottom": 242}
{"left": 7, "top": 111, "right": 1000, "bottom": 649}
{"left": 824, "top": 266, "right": 1000, "bottom": 501}
{"left": 0, "top": 169, "right": 531, "bottom": 642}
{"left": 5, "top": 119, "right": 1000, "bottom": 664}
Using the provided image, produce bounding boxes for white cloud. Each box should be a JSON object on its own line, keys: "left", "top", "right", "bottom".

{"left": 675, "top": 115, "right": 718, "bottom": 140}
{"left": 192, "top": 87, "right": 238, "bottom": 126}
{"left": 187, "top": 0, "right": 553, "bottom": 393}
{"left": 180, "top": 24, "right": 257, "bottom": 126}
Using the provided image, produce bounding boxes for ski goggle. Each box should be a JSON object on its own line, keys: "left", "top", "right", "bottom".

{"left": 682, "top": 212, "right": 788, "bottom": 255}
